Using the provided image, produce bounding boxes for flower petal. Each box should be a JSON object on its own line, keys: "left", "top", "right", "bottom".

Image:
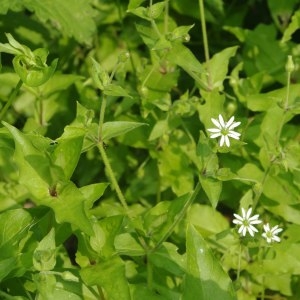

{"left": 218, "top": 114, "right": 226, "bottom": 128}
{"left": 225, "top": 116, "right": 234, "bottom": 128}
{"left": 263, "top": 224, "right": 270, "bottom": 232}
{"left": 224, "top": 135, "right": 230, "bottom": 147}
{"left": 210, "top": 133, "right": 222, "bottom": 139}
{"left": 228, "top": 121, "right": 241, "bottom": 130}
{"left": 246, "top": 207, "right": 253, "bottom": 219}
{"left": 219, "top": 135, "right": 225, "bottom": 147}
{"left": 207, "top": 128, "right": 221, "bottom": 133}
{"left": 272, "top": 228, "right": 283, "bottom": 234}
{"left": 211, "top": 118, "right": 222, "bottom": 129}
{"left": 228, "top": 131, "right": 241, "bottom": 139}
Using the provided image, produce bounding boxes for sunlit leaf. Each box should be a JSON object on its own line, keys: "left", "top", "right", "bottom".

{"left": 183, "top": 224, "right": 236, "bottom": 300}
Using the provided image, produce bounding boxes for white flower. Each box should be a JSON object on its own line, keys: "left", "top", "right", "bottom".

{"left": 207, "top": 114, "right": 241, "bottom": 147}
{"left": 233, "top": 207, "right": 262, "bottom": 237}
{"left": 262, "top": 223, "right": 283, "bottom": 243}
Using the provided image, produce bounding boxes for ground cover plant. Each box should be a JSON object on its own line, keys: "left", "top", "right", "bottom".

{"left": 0, "top": 0, "right": 300, "bottom": 299}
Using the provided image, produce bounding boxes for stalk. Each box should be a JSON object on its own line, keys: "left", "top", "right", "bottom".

{"left": 198, "top": 0, "right": 212, "bottom": 89}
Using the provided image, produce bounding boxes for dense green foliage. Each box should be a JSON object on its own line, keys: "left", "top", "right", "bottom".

{"left": 0, "top": 0, "right": 300, "bottom": 299}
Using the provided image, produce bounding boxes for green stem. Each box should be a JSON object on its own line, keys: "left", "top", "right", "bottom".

{"left": 164, "top": 0, "right": 169, "bottom": 34}
{"left": 98, "top": 142, "right": 129, "bottom": 215}
{"left": 284, "top": 68, "right": 291, "bottom": 110}
{"left": 97, "top": 285, "right": 106, "bottom": 300}
{"left": 37, "top": 88, "right": 45, "bottom": 126}
{"left": 198, "top": 0, "right": 212, "bottom": 89}
{"left": 147, "top": 253, "right": 153, "bottom": 290}
{"left": 152, "top": 182, "right": 202, "bottom": 251}
{"left": 198, "top": 0, "right": 210, "bottom": 63}
{"left": 98, "top": 94, "right": 107, "bottom": 141}
{"left": 237, "top": 243, "right": 242, "bottom": 281}
{"left": 275, "top": 65, "right": 292, "bottom": 148}
{"left": 0, "top": 290, "right": 17, "bottom": 300}
{"left": 0, "top": 79, "right": 23, "bottom": 121}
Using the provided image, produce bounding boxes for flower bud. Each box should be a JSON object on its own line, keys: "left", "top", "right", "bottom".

{"left": 285, "top": 55, "right": 295, "bottom": 73}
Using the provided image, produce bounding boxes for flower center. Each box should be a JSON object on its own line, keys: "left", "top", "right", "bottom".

{"left": 221, "top": 128, "right": 229, "bottom": 136}
{"left": 266, "top": 231, "right": 273, "bottom": 238}
{"left": 243, "top": 220, "right": 250, "bottom": 227}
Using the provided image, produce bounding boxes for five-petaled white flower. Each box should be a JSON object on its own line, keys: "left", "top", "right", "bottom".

{"left": 233, "top": 207, "right": 262, "bottom": 237}
{"left": 262, "top": 223, "right": 283, "bottom": 243}
{"left": 207, "top": 114, "right": 241, "bottom": 147}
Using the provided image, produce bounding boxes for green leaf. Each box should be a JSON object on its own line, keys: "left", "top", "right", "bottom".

{"left": 198, "top": 90, "right": 225, "bottom": 129}
{"left": 130, "top": 284, "right": 166, "bottom": 300}
{"left": 143, "top": 193, "right": 190, "bottom": 243}
{"left": 157, "top": 134, "right": 194, "bottom": 196}
{"left": 281, "top": 10, "right": 300, "bottom": 43}
{"left": 128, "top": 0, "right": 146, "bottom": 10}
{"left": 0, "top": 0, "right": 23, "bottom": 14}
{"left": 243, "top": 24, "right": 286, "bottom": 80}
{"left": 167, "top": 43, "right": 206, "bottom": 89}
{"left": 0, "top": 209, "right": 32, "bottom": 257}
{"left": 168, "top": 24, "right": 194, "bottom": 41}
{"left": 114, "top": 233, "right": 145, "bottom": 256}
{"left": 101, "top": 121, "right": 147, "bottom": 141}
{"left": 3, "top": 123, "right": 93, "bottom": 235}
{"left": 148, "top": 2, "right": 165, "bottom": 19}
{"left": 90, "top": 216, "right": 123, "bottom": 258}
{"left": 196, "top": 132, "right": 222, "bottom": 208}
{"left": 148, "top": 118, "right": 169, "bottom": 141}
{"left": 81, "top": 257, "right": 131, "bottom": 300}
{"left": 80, "top": 182, "right": 109, "bottom": 210}
{"left": 103, "top": 83, "right": 132, "bottom": 98}
{"left": 42, "top": 74, "right": 84, "bottom": 97}
{"left": 0, "top": 33, "right": 25, "bottom": 55}
{"left": 204, "top": 46, "right": 238, "bottom": 90}
{"left": 13, "top": 55, "right": 58, "bottom": 87}
{"left": 45, "top": 181, "right": 94, "bottom": 235}
{"left": 3, "top": 122, "right": 58, "bottom": 198}
{"left": 199, "top": 176, "right": 222, "bottom": 209}
{"left": 24, "top": 0, "right": 97, "bottom": 44}
{"left": 183, "top": 224, "right": 236, "bottom": 300}
{"left": 187, "top": 204, "right": 229, "bottom": 237}
{"left": 90, "top": 57, "right": 110, "bottom": 90}
{"left": 148, "top": 242, "right": 185, "bottom": 276}
{"left": 33, "top": 228, "right": 56, "bottom": 271}
{"left": 0, "top": 209, "right": 33, "bottom": 281}
{"left": 51, "top": 126, "right": 86, "bottom": 180}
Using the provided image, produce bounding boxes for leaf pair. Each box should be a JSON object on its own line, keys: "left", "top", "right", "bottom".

{"left": 0, "top": 33, "right": 57, "bottom": 87}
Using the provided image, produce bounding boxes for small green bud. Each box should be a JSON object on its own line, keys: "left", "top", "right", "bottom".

{"left": 285, "top": 55, "right": 295, "bottom": 73}
{"left": 118, "top": 51, "right": 130, "bottom": 63}
{"left": 61, "top": 271, "right": 79, "bottom": 282}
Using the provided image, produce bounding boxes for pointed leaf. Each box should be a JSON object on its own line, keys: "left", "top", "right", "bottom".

{"left": 114, "top": 233, "right": 146, "bottom": 256}
{"left": 183, "top": 224, "right": 236, "bottom": 300}
{"left": 104, "top": 83, "right": 132, "bottom": 98}
{"left": 80, "top": 182, "right": 109, "bottom": 210}
{"left": 52, "top": 126, "right": 86, "bottom": 180}
{"left": 205, "top": 46, "right": 238, "bottom": 90}
{"left": 102, "top": 121, "right": 147, "bottom": 141}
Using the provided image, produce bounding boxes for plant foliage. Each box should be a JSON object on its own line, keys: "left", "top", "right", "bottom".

{"left": 0, "top": 0, "right": 300, "bottom": 299}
